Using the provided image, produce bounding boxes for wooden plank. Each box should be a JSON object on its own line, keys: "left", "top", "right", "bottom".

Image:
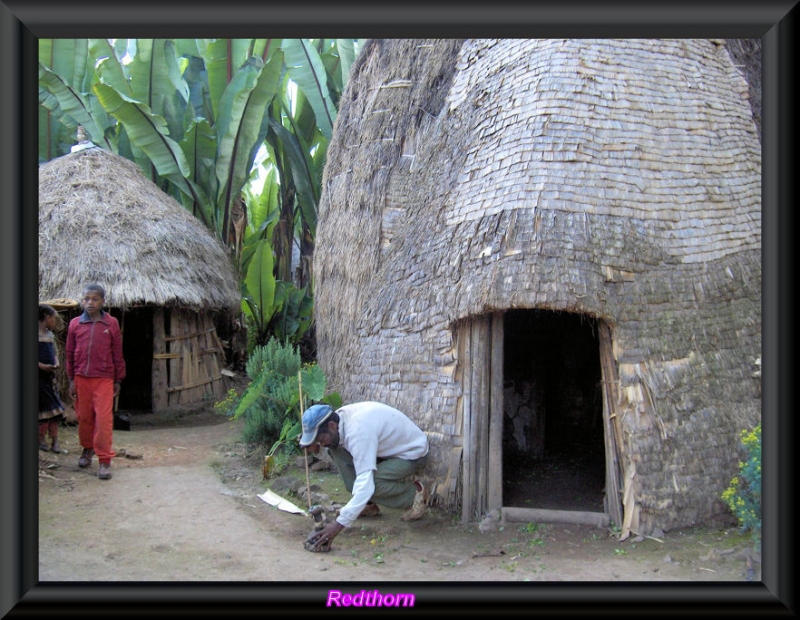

{"left": 167, "top": 310, "right": 180, "bottom": 408}
{"left": 204, "top": 315, "right": 224, "bottom": 400}
{"left": 163, "top": 327, "right": 218, "bottom": 342}
{"left": 450, "top": 342, "right": 465, "bottom": 508}
{"left": 598, "top": 321, "right": 624, "bottom": 530}
{"left": 176, "top": 310, "right": 190, "bottom": 405}
{"left": 166, "top": 374, "right": 221, "bottom": 393}
{"left": 188, "top": 312, "right": 203, "bottom": 403}
{"left": 181, "top": 342, "right": 192, "bottom": 405}
{"left": 474, "top": 318, "right": 489, "bottom": 519}
{"left": 460, "top": 322, "right": 472, "bottom": 525}
{"left": 153, "top": 347, "right": 224, "bottom": 360}
{"left": 502, "top": 507, "right": 610, "bottom": 528}
{"left": 447, "top": 446, "right": 463, "bottom": 494}
{"left": 152, "top": 308, "right": 168, "bottom": 411}
{"left": 468, "top": 320, "right": 482, "bottom": 520}
{"left": 487, "top": 311, "right": 504, "bottom": 513}
{"left": 190, "top": 312, "right": 198, "bottom": 403}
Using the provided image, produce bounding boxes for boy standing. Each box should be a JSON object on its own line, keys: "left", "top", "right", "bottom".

{"left": 66, "top": 283, "right": 126, "bottom": 480}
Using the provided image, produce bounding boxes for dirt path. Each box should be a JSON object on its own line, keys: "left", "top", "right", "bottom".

{"left": 38, "top": 409, "right": 760, "bottom": 592}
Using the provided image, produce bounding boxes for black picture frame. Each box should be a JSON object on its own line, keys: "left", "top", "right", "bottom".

{"left": 3, "top": 1, "right": 795, "bottom": 616}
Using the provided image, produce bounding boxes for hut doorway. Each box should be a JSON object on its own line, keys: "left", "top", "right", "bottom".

{"left": 456, "top": 310, "right": 621, "bottom": 527}
{"left": 502, "top": 310, "right": 605, "bottom": 517}
{"left": 111, "top": 307, "right": 153, "bottom": 411}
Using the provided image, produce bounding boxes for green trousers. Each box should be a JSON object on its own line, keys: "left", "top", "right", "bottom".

{"left": 327, "top": 446, "right": 428, "bottom": 509}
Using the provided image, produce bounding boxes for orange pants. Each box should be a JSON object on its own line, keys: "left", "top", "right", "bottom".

{"left": 74, "top": 376, "right": 116, "bottom": 464}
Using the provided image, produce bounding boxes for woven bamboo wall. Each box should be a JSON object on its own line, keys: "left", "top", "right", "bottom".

{"left": 152, "top": 308, "right": 229, "bottom": 411}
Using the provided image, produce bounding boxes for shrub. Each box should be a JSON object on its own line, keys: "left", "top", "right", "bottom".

{"left": 219, "top": 337, "right": 341, "bottom": 469}
{"left": 721, "top": 423, "right": 761, "bottom": 550}
{"left": 235, "top": 338, "right": 303, "bottom": 446}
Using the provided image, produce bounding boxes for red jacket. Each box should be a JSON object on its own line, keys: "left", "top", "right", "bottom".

{"left": 66, "top": 310, "right": 126, "bottom": 382}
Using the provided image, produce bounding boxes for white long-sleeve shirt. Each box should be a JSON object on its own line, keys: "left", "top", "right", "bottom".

{"left": 334, "top": 402, "right": 428, "bottom": 527}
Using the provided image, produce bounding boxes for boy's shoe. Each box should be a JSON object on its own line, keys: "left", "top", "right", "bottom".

{"left": 358, "top": 503, "right": 381, "bottom": 518}
{"left": 78, "top": 448, "right": 94, "bottom": 468}
{"left": 401, "top": 480, "right": 427, "bottom": 522}
{"left": 39, "top": 441, "right": 50, "bottom": 452}
{"left": 50, "top": 441, "right": 62, "bottom": 454}
{"left": 98, "top": 463, "right": 112, "bottom": 480}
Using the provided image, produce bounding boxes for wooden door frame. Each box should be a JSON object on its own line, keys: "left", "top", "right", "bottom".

{"left": 458, "top": 312, "right": 503, "bottom": 523}
{"left": 458, "top": 311, "right": 622, "bottom": 527}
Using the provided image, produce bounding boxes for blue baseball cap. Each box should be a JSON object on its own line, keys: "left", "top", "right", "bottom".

{"left": 298, "top": 404, "right": 334, "bottom": 446}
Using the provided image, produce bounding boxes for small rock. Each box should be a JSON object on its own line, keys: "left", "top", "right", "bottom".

{"left": 271, "top": 476, "right": 305, "bottom": 495}
{"left": 478, "top": 509, "right": 501, "bottom": 533}
{"left": 305, "top": 491, "right": 330, "bottom": 505}
{"left": 295, "top": 455, "right": 314, "bottom": 467}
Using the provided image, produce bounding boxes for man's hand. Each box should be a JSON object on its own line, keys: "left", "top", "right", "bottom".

{"left": 306, "top": 521, "right": 344, "bottom": 552}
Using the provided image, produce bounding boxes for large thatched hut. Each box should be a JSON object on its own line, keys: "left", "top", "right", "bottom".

{"left": 313, "top": 39, "right": 762, "bottom": 538}
{"left": 39, "top": 144, "right": 241, "bottom": 413}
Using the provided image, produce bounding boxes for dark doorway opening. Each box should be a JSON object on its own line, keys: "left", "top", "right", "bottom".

{"left": 110, "top": 307, "right": 153, "bottom": 412}
{"left": 502, "top": 309, "right": 605, "bottom": 512}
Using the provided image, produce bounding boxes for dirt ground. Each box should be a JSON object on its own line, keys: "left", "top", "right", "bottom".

{"left": 37, "top": 407, "right": 760, "bottom": 595}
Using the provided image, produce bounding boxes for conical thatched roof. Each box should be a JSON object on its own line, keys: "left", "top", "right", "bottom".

{"left": 317, "top": 38, "right": 760, "bottom": 395}
{"left": 39, "top": 146, "right": 240, "bottom": 312}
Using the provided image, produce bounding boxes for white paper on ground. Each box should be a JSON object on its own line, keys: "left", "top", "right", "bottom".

{"left": 258, "top": 489, "right": 308, "bottom": 516}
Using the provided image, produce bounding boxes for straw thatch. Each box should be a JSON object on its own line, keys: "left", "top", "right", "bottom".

{"left": 39, "top": 145, "right": 240, "bottom": 312}
{"left": 39, "top": 145, "right": 241, "bottom": 411}
{"left": 314, "top": 39, "right": 761, "bottom": 536}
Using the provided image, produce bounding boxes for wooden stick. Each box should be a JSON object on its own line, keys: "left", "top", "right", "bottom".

{"left": 299, "top": 371, "right": 312, "bottom": 511}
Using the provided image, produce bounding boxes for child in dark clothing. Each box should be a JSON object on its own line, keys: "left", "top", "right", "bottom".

{"left": 66, "top": 284, "right": 126, "bottom": 480}
{"left": 38, "top": 304, "right": 66, "bottom": 452}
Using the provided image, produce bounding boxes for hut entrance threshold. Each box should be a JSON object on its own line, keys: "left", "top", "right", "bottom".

{"left": 457, "top": 310, "right": 621, "bottom": 528}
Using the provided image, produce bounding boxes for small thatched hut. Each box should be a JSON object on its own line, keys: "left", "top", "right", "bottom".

{"left": 314, "top": 39, "right": 762, "bottom": 538}
{"left": 39, "top": 144, "right": 241, "bottom": 413}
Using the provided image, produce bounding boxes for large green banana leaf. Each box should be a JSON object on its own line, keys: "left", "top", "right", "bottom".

{"left": 335, "top": 39, "right": 359, "bottom": 87}
{"left": 281, "top": 39, "right": 337, "bottom": 141}
{"left": 178, "top": 118, "right": 218, "bottom": 229}
{"left": 38, "top": 90, "right": 74, "bottom": 160}
{"left": 215, "top": 53, "right": 283, "bottom": 240}
{"left": 232, "top": 371, "right": 268, "bottom": 420}
{"left": 90, "top": 39, "right": 131, "bottom": 96}
{"left": 272, "top": 283, "right": 313, "bottom": 343}
{"left": 316, "top": 39, "right": 358, "bottom": 105}
{"left": 126, "top": 39, "right": 190, "bottom": 143}
{"left": 252, "top": 39, "right": 281, "bottom": 63}
{"left": 298, "top": 363, "right": 329, "bottom": 403}
{"left": 246, "top": 163, "right": 280, "bottom": 239}
{"left": 267, "top": 117, "right": 320, "bottom": 234}
{"left": 39, "top": 39, "right": 91, "bottom": 157}
{"left": 92, "top": 82, "right": 203, "bottom": 207}
{"left": 39, "top": 39, "right": 89, "bottom": 91}
{"left": 242, "top": 238, "right": 278, "bottom": 335}
{"left": 196, "top": 38, "right": 254, "bottom": 122}
{"left": 239, "top": 165, "right": 280, "bottom": 278}
{"left": 38, "top": 63, "right": 113, "bottom": 152}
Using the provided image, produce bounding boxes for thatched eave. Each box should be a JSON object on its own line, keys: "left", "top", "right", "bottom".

{"left": 39, "top": 147, "right": 241, "bottom": 313}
